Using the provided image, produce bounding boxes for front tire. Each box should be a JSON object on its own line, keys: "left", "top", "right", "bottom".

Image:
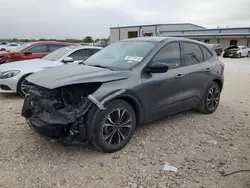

{"left": 198, "top": 82, "right": 221, "bottom": 114}
{"left": 237, "top": 53, "right": 241, "bottom": 58}
{"left": 91, "top": 100, "right": 136, "bottom": 153}
{"left": 17, "top": 74, "right": 32, "bottom": 97}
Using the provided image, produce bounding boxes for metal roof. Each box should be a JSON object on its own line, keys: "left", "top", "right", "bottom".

{"left": 162, "top": 33, "right": 250, "bottom": 37}
{"left": 160, "top": 27, "right": 250, "bottom": 33}
{"left": 121, "top": 37, "right": 168, "bottom": 42}
{"left": 120, "top": 37, "right": 211, "bottom": 44}
{"left": 110, "top": 23, "right": 205, "bottom": 29}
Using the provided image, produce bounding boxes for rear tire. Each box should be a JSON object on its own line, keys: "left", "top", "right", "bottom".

{"left": 198, "top": 82, "right": 221, "bottom": 114}
{"left": 0, "top": 48, "right": 6, "bottom": 51}
{"left": 91, "top": 100, "right": 136, "bottom": 153}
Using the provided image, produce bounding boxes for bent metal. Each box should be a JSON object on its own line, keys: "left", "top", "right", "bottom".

{"left": 21, "top": 85, "right": 125, "bottom": 144}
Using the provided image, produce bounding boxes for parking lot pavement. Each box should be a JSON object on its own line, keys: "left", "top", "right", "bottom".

{"left": 0, "top": 57, "right": 250, "bottom": 188}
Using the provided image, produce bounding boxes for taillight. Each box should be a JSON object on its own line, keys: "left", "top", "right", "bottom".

{"left": 221, "top": 63, "right": 225, "bottom": 74}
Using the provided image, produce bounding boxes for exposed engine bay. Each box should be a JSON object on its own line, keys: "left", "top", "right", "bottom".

{"left": 21, "top": 83, "right": 102, "bottom": 144}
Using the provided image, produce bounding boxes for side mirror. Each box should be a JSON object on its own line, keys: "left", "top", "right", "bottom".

{"left": 62, "top": 57, "right": 74, "bottom": 63}
{"left": 147, "top": 62, "right": 169, "bottom": 73}
{"left": 23, "top": 51, "right": 32, "bottom": 56}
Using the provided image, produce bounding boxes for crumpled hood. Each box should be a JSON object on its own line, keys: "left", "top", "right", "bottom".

{"left": 27, "top": 64, "right": 131, "bottom": 89}
{"left": 0, "top": 59, "right": 57, "bottom": 71}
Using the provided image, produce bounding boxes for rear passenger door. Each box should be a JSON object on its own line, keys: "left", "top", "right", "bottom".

{"left": 181, "top": 42, "right": 214, "bottom": 110}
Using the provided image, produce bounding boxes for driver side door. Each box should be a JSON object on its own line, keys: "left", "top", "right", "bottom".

{"left": 141, "top": 42, "right": 186, "bottom": 122}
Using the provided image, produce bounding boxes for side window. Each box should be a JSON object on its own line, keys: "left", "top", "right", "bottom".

{"left": 90, "top": 49, "right": 101, "bottom": 56}
{"left": 200, "top": 45, "right": 213, "bottom": 61}
{"left": 152, "top": 42, "right": 181, "bottom": 69}
{"left": 28, "top": 45, "right": 48, "bottom": 53}
{"left": 10, "top": 44, "right": 18, "bottom": 46}
{"left": 48, "top": 44, "right": 67, "bottom": 52}
{"left": 68, "top": 49, "right": 91, "bottom": 61}
{"left": 183, "top": 42, "right": 203, "bottom": 66}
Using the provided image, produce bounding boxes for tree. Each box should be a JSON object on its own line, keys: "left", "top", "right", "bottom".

{"left": 83, "top": 36, "right": 93, "bottom": 43}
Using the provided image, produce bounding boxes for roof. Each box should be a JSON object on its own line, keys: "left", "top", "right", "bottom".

{"left": 30, "top": 41, "right": 77, "bottom": 45}
{"left": 162, "top": 33, "right": 250, "bottom": 37}
{"left": 160, "top": 27, "right": 250, "bottom": 33}
{"left": 120, "top": 37, "right": 209, "bottom": 45}
{"left": 74, "top": 45, "right": 103, "bottom": 50}
{"left": 121, "top": 37, "right": 170, "bottom": 42}
{"left": 110, "top": 23, "right": 205, "bottom": 29}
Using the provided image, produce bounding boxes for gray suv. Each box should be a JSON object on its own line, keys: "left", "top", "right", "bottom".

{"left": 22, "top": 37, "right": 224, "bottom": 153}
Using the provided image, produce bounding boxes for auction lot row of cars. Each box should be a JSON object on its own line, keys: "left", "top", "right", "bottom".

{"left": 0, "top": 37, "right": 227, "bottom": 153}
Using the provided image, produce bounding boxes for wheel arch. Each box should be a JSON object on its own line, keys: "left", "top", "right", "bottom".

{"left": 86, "top": 90, "right": 144, "bottom": 140}
{"left": 115, "top": 94, "right": 143, "bottom": 125}
{"left": 16, "top": 73, "right": 33, "bottom": 94}
{"left": 212, "top": 78, "right": 223, "bottom": 92}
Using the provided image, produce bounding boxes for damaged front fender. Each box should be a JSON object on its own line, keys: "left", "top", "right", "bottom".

{"left": 88, "top": 88, "right": 126, "bottom": 110}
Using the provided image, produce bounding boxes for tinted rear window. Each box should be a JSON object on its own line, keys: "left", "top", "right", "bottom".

{"left": 200, "top": 45, "right": 213, "bottom": 61}
{"left": 183, "top": 42, "right": 203, "bottom": 66}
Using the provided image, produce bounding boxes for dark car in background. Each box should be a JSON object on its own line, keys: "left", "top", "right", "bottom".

{"left": 0, "top": 41, "right": 77, "bottom": 64}
{"left": 22, "top": 37, "right": 224, "bottom": 153}
{"left": 208, "top": 44, "right": 223, "bottom": 56}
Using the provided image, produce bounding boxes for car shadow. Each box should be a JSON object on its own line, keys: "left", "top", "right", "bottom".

{"left": 32, "top": 110, "right": 200, "bottom": 155}
{"left": 0, "top": 93, "right": 22, "bottom": 99}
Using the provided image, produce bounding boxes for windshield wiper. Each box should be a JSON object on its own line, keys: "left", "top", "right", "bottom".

{"left": 78, "top": 60, "right": 85, "bottom": 65}
{"left": 88, "top": 64, "right": 116, "bottom": 70}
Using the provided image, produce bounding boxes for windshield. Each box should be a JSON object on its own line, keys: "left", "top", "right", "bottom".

{"left": 84, "top": 41, "right": 156, "bottom": 69}
{"left": 11, "top": 43, "right": 32, "bottom": 52}
{"left": 42, "top": 46, "right": 74, "bottom": 61}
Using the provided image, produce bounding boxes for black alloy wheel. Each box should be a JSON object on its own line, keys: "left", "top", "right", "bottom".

{"left": 102, "top": 108, "right": 132, "bottom": 145}
{"left": 198, "top": 82, "right": 221, "bottom": 114}
{"left": 92, "top": 100, "right": 136, "bottom": 153}
{"left": 206, "top": 86, "right": 220, "bottom": 112}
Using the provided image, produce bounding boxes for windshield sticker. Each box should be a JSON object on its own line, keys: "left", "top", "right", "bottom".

{"left": 124, "top": 56, "right": 143, "bottom": 62}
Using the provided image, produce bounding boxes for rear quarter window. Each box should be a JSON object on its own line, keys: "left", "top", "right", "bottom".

{"left": 200, "top": 45, "right": 213, "bottom": 61}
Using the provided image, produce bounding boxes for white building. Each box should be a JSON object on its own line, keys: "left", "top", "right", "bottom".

{"left": 110, "top": 23, "right": 250, "bottom": 49}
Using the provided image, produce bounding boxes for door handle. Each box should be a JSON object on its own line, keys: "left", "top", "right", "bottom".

{"left": 175, "top": 74, "right": 184, "bottom": 79}
{"left": 205, "top": 68, "right": 211, "bottom": 72}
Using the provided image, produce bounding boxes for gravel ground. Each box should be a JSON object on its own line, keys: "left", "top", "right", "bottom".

{"left": 0, "top": 58, "right": 250, "bottom": 188}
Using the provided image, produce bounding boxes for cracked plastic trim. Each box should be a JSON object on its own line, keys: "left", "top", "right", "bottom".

{"left": 88, "top": 88, "right": 126, "bottom": 110}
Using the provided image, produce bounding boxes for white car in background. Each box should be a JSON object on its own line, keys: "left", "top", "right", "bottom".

{"left": 223, "top": 45, "right": 249, "bottom": 58}
{"left": 0, "top": 43, "right": 20, "bottom": 51}
{"left": 0, "top": 45, "right": 102, "bottom": 96}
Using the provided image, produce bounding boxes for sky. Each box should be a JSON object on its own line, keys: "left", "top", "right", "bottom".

{"left": 0, "top": 0, "right": 250, "bottom": 39}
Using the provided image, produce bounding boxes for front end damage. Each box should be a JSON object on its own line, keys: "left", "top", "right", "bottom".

{"left": 21, "top": 83, "right": 103, "bottom": 144}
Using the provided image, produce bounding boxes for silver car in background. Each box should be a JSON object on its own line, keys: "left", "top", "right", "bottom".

{"left": 0, "top": 43, "right": 20, "bottom": 51}
{"left": 0, "top": 45, "right": 102, "bottom": 96}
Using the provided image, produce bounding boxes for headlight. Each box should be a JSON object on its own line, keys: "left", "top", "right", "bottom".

{"left": 0, "top": 70, "right": 20, "bottom": 79}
